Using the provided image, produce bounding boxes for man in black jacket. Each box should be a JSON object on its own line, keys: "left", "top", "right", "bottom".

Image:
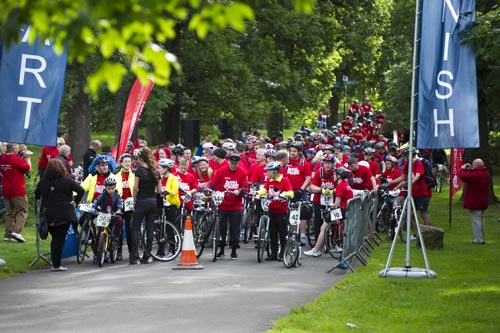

{"left": 82, "top": 140, "right": 101, "bottom": 178}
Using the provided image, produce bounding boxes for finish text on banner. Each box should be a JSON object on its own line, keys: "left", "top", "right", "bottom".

{"left": 0, "top": 26, "right": 67, "bottom": 146}
{"left": 417, "top": 0, "right": 478, "bottom": 149}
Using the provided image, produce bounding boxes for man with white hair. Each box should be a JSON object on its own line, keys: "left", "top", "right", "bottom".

{"left": 459, "top": 159, "right": 489, "bottom": 244}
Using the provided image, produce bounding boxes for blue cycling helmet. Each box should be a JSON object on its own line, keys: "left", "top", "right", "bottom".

{"left": 94, "top": 155, "right": 109, "bottom": 165}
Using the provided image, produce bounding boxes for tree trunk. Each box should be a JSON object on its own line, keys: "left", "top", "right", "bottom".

{"left": 463, "top": 86, "right": 498, "bottom": 203}
{"left": 114, "top": 77, "right": 134, "bottom": 146}
{"left": 328, "top": 92, "right": 340, "bottom": 128}
{"left": 267, "top": 108, "right": 283, "bottom": 138}
{"left": 66, "top": 63, "right": 90, "bottom": 167}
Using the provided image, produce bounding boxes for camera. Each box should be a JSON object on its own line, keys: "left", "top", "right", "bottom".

{"left": 465, "top": 165, "right": 472, "bottom": 171}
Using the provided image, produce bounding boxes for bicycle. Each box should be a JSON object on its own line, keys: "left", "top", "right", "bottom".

{"left": 200, "top": 190, "right": 225, "bottom": 262}
{"left": 76, "top": 203, "right": 96, "bottom": 264}
{"left": 241, "top": 183, "right": 263, "bottom": 244}
{"left": 375, "top": 185, "right": 402, "bottom": 240}
{"left": 150, "top": 211, "right": 182, "bottom": 262}
{"left": 192, "top": 191, "right": 216, "bottom": 258}
{"left": 95, "top": 211, "right": 119, "bottom": 267}
{"left": 255, "top": 195, "right": 275, "bottom": 263}
{"left": 283, "top": 200, "right": 304, "bottom": 268}
{"left": 323, "top": 205, "right": 344, "bottom": 259}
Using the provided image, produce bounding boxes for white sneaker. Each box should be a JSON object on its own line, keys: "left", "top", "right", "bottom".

{"left": 410, "top": 234, "right": 417, "bottom": 241}
{"left": 334, "top": 245, "right": 343, "bottom": 253}
{"left": 10, "top": 232, "right": 26, "bottom": 243}
{"left": 304, "top": 249, "right": 322, "bottom": 257}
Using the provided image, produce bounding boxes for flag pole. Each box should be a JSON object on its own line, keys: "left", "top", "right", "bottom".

{"left": 379, "top": 0, "right": 436, "bottom": 279}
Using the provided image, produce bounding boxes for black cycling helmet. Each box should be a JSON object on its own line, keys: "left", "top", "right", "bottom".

{"left": 322, "top": 144, "right": 335, "bottom": 152}
{"left": 119, "top": 153, "right": 132, "bottom": 162}
{"left": 171, "top": 144, "right": 185, "bottom": 156}
{"left": 289, "top": 141, "right": 304, "bottom": 151}
{"left": 94, "top": 154, "right": 109, "bottom": 165}
{"left": 335, "top": 167, "right": 351, "bottom": 179}
{"left": 104, "top": 177, "right": 116, "bottom": 186}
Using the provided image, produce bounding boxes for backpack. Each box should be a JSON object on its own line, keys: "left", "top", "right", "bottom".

{"left": 419, "top": 158, "right": 436, "bottom": 189}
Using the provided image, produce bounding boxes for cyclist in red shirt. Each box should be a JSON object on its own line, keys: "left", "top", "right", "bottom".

{"left": 286, "top": 142, "right": 312, "bottom": 245}
{"left": 208, "top": 154, "right": 249, "bottom": 259}
{"left": 304, "top": 167, "right": 353, "bottom": 257}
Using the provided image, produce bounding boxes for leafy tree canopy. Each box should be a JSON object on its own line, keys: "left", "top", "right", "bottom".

{"left": 0, "top": 0, "right": 315, "bottom": 94}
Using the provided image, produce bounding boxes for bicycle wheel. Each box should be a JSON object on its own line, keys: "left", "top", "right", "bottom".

{"left": 97, "top": 231, "right": 107, "bottom": 267}
{"left": 306, "top": 218, "right": 316, "bottom": 248}
{"left": 109, "top": 237, "right": 118, "bottom": 264}
{"left": 77, "top": 219, "right": 92, "bottom": 264}
{"left": 257, "top": 216, "right": 268, "bottom": 263}
{"left": 283, "top": 235, "right": 300, "bottom": 268}
{"left": 164, "top": 220, "right": 182, "bottom": 261}
{"left": 138, "top": 221, "right": 146, "bottom": 260}
{"left": 194, "top": 216, "right": 211, "bottom": 258}
{"left": 397, "top": 208, "right": 407, "bottom": 243}
{"left": 242, "top": 208, "right": 254, "bottom": 244}
{"left": 212, "top": 217, "right": 220, "bottom": 262}
{"left": 324, "top": 223, "right": 341, "bottom": 259}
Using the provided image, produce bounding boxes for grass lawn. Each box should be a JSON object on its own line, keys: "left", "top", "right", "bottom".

{"left": 269, "top": 180, "right": 500, "bottom": 332}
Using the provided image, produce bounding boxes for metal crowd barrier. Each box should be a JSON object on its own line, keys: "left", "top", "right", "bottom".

{"left": 328, "top": 190, "right": 378, "bottom": 273}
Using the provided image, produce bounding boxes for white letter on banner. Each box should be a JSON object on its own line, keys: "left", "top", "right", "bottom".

{"left": 443, "top": 33, "right": 451, "bottom": 61}
{"left": 443, "top": 0, "right": 459, "bottom": 23}
{"left": 435, "top": 70, "right": 454, "bottom": 99}
{"left": 19, "top": 54, "right": 47, "bottom": 88}
{"left": 18, "top": 96, "right": 42, "bottom": 129}
{"left": 434, "top": 109, "right": 455, "bottom": 137}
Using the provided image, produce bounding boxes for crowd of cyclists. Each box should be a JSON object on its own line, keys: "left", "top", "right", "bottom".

{"left": 0, "top": 100, "right": 451, "bottom": 269}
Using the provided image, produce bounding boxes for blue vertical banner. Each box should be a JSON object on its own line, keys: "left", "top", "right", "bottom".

{"left": 0, "top": 26, "right": 67, "bottom": 146}
{"left": 417, "top": 0, "right": 478, "bottom": 149}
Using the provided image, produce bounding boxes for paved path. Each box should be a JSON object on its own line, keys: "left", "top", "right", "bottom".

{"left": 0, "top": 243, "right": 348, "bottom": 333}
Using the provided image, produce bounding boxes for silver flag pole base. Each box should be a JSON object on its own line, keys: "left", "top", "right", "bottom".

{"left": 379, "top": 267, "right": 437, "bottom": 279}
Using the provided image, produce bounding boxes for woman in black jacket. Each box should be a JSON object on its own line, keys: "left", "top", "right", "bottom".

{"left": 35, "top": 158, "right": 84, "bottom": 271}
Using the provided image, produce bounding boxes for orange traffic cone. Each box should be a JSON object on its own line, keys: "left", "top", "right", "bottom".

{"left": 172, "top": 216, "right": 204, "bottom": 270}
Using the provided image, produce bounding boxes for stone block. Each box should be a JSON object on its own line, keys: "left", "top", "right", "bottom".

{"left": 416, "top": 224, "right": 444, "bottom": 249}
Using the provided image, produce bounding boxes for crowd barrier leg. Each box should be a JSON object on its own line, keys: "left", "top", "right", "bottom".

{"left": 29, "top": 199, "right": 51, "bottom": 268}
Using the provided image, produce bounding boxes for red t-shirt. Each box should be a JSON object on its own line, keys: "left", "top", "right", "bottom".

{"left": 94, "top": 174, "right": 107, "bottom": 200}
{"left": 37, "top": 146, "right": 59, "bottom": 169}
{"left": 351, "top": 165, "right": 374, "bottom": 190}
{"left": 335, "top": 179, "right": 354, "bottom": 210}
{"left": 249, "top": 163, "right": 268, "bottom": 183}
{"left": 120, "top": 170, "right": 132, "bottom": 199}
{"left": 194, "top": 171, "right": 211, "bottom": 190}
{"left": 0, "top": 154, "right": 30, "bottom": 197}
{"left": 263, "top": 175, "right": 293, "bottom": 214}
{"left": 310, "top": 167, "right": 336, "bottom": 205}
{"left": 381, "top": 167, "right": 402, "bottom": 190}
{"left": 176, "top": 172, "right": 199, "bottom": 211}
{"left": 285, "top": 158, "right": 312, "bottom": 191}
{"left": 210, "top": 159, "right": 228, "bottom": 175}
{"left": 208, "top": 165, "right": 249, "bottom": 211}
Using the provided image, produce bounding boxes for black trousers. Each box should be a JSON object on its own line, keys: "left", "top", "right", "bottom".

{"left": 313, "top": 203, "right": 323, "bottom": 242}
{"left": 268, "top": 212, "right": 287, "bottom": 256}
{"left": 49, "top": 223, "right": 70, "bottom": 268}
{"left": 131, "top": 198, "right": 157, "bottom": 260}
{"left": 219, "top": 210, "right": 242, "bottom": 248}
{"left": 118, "top": 210, "right": 133, "bottom": 255}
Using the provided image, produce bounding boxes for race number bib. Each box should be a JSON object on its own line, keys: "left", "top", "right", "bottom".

{"left": 79, "top": 203, "right": 93, "bottom": 213}
{"left": 95, "top": 213, "right": 111, "bottom": 227}
{"left": 289, "top": 210, "right": 300, "bottom": 226}
{"left": 320, "top": 195, "right": 333, "bottom": 206}
{"left": 124, "top": 198, "right": 134, "bottom": 212}
{"left": 330, "top": 207, "right": 343, "bottom": 221}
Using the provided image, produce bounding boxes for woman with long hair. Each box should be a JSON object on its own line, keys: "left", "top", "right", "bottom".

{"left": 130, "top": 147, "right": 162, "bottom": 264}
{"left": 35, "top": 159, "right": 84, "bottom": 271}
